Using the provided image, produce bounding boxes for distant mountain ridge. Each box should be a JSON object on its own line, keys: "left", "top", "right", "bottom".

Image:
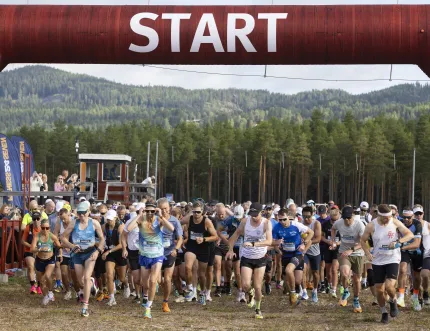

{"left": 0, "top": 65, "right": 429, "bottom": 131}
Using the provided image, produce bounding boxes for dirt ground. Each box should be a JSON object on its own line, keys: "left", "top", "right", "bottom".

{"left": 1, "top": 277, "right": 430, "bottom": 331}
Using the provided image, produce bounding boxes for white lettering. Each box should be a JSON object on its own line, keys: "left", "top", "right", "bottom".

{"left": 161, "top": 13, "right": 192, "bottom": 52}
{"left": 129, "top": 12, "right": 159, "bottom": 53}
{"left": 227, "top": 14, "right": 256, "bottom": 52}
{"left": 258, "top": 13, "right": 288, "bottom": 52}
{"left": 190, "top": 13, "right": 224, "bottom": 53}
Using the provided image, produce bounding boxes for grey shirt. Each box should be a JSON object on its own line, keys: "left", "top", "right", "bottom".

{"left": 333, "top": 218, "right": 365, "bottom": 256}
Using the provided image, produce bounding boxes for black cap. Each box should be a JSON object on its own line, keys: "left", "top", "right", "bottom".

{"left": 32, "top": 211, "right": 42, "bottom": 220}
{"left": 106, "top": 199, "right": 114, "bottom": 205}
{"left": 249, "top": 202, "right": 263, "bottom": 217}
{"left": 342, "top": 206, "right": 353, "bottom": 219}
{"left": 89, "top": 198, "right": 95, "bottom": 204}
{"left": 317, "top": 205, "right": 327, "bottom": 214}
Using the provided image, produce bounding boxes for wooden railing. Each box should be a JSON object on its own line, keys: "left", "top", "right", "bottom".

{"left": 0, "top": 219, "right": 22, "bottom": 274}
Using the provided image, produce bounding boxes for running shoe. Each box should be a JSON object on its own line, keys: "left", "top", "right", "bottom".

{"left": 184, "top": 290, "right": 195, "bottom": 302}
{"left": 330, "top": 289, "right": 337, "bottom": 299}
{"left": 54, "top": 282, "right": 63, "bottom": 293}
{"left": 37, "top": 287, "right": 42, "bottom": 295}
{"left": 144, "top": 308, "right": 152, "bottom": 319}
{"left": 175, "top": 295, "right": 185, "bottom": 303}
{"left": 339, "top": 286, "right": 344, "bottom": 296}
{"left": 255, "top": 309, "right": 264, "bottom": 319}
{"left": 339, "top": 291, "right": 350, "bottom": 307}
{"left": 290, "top": 292, "right": 299, "bottom": 306}
{"left": 64, "top": 291, "right": 72, "bottom": 301}
{"left": 381, "top": 312, "right": 389, "bottom": 324}
{"left": 397, "top": 296, "right": 405, "bottom": 308}
{"left": 123, "top": 286, "right": 131, "bottom": 299}
{"left": 48, "top": 291, "right": 55, "bottom": 302}
{"left": 412, "top": 296, "right": 422, "bottom": 311}
{"left": 301, "top": 291, "right": 309, "bottom": 301}
{"left": 353, "top": 298, "right": 362, "bottom": 313}
{"left": 81, "top": 307, "right": 89, "bottom": 317}
{"left": 239, "top": 291, "right": 247, "bottom": 303}
{"left": 319, "top": 283, "right": 326, "bottom": 293}
{"left": 276, "top": 281, "right": 282, "bottom": 290}
{"left": 214, "top": 287, "right": 222, "bottom": 297}
{"left": 206, "top": 291, "right": 213, "bottom": 302}
{"left": 307, "top": 282, "right": 314, "bottom": 290}
{"left": 311, "top": 291, "right": 318, "bottom": 303}
{"left": 142, "top": 295, "right": 149, "bottom": 306}
{"left": 372, "top": 299, "right": 378, "bottom": 306}
{"left": 42, "top": 295, "right": 50, "bottom": 306}
{"left": 247, "top": 293, "right": 255, "bottom": 308}
{"left": 423, "top": 292, "right": 430, "bottom": 305}
{"left": 265, "top": 283, "right": 271, "bottom": 295}
{"left": 90, "top": 277, "right": 98, "bottom": 296}
{"left": 389, "top": 300, "right": 399, "bottom": 317}
{"left": 225, "top": 286, "right": 232, "bottom": 296}
{"left": 130, "top": 290, "right": 137, "bottom": 297}
{"left": 173, "top": 289, "right": 179, "bottom": 298}
{"left": 199, "top": 293, "right": 206, "bottom": 306}
{"left": 325, "top": 284, "right": 331, "bottom": 294}
{"left": 96, "top": 291, "right": 105, "bottom": 302}
{"left": 162, "top": 301, "right": 171, "bottom": 312}
{"left": 107, "top": 296, "right": 117, "bottom": 306}
{"left": 30, "top": 285, "right": 37, "bottom": 295}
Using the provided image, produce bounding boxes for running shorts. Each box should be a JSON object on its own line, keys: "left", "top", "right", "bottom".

{"left": 240, "top": 256, "right": 267, "bottom": 270}
{"left": 94, "top": 254, "right": 106, "bottom": 278}
{"left": 72, "top": 247, "right": 97, "bottom": 265}
{"left": 162, "top": 254, "right": 176, "bottom": 270}
{"left": 139, "top": 255, "right": 164, "bottom": 269}
{"left": 106, "top": 250, "right": 127, "bottom": 267}
{"left": 232, "top": 247, "right": 240, "bottom": 262}
{"left": 282, "top": 255, "right": 304, "bottom": 271}
{"left": 208, "top": 244, "right": 215, "bottom": 267}
{"left": 324, "top": 249, "right": 339, "bottom": 264}
{"left": 401, "top": 251, "right": 423, "bottom": 272}
{"left": 214, "top": 246, "right": 228, "bottom": 258}
{"left": 372, "top": 263, "right": 399, "bottom": 284}
{"left": 24, "top": 252, "right": 34, "bottom": 259}
{"left": 265, "top": 257, "right": 273, "bottom": 274}
{"left": 60, "top": 256, "right": 70, "bottom": 267}
{"left": 304, "top": 254, "right": 321, "bottom": 271}
{"left": 338, "top": 255, "right": 363, "bottom": 275}
{"left": 35, "top": 255, "right": 56, "bottom": 273}
{"left": 175, "top": 252, "right": 184, "bottom": 266}
{"left": 127, "top": 249, "right": 140, "bottom": 271}
{"left": 422, "top": 257, "right": 430, "bottom": 270}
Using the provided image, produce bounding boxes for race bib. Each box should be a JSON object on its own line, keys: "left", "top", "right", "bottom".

{"left": 221, "top": 231, "right": 229, "bottom": 238}
{"left": 378, "top": 245, "right": 394, "bottom": 255}
{"left": 163, "top": 238, "right": 171, "bottom": 248}
{"left": 282, "top": 242, "right": 296, "bottom": 252}
{"left": 144, "top": 242, "right": 159, "bottom": 253}
{"left": 190, "top": 231, "right": 203, "bottom": 241}
{"left": 342, "top": 235, "right": 355, "bottom": 244}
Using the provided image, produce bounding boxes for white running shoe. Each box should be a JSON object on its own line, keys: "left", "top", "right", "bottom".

{"left": 175, "top": 295, "right": 185, "bottom": 303}
{"left": 206, "top": 291, "right": 213, "bottom": 302}
{"left": 64, "top": 291, "right": 72, "bottom": 301}
{"left": 90, "top": 277, "right": 99, "bottom": 296}
{"left": 107, "top": 296, "right": 117, "bottom": 307}
{"left": 301, "top": 291, "right": 309, "bottom": 301}
{"left": 123, "top": 286, "right": 131, "bottom": 298}
{"left": 236, "top": 291, "right": 241, "bottom": 302}
{"left": 397, "top": 296, "right": 405, "bottom": 308}
{"left": 239, "top": 291, "right": 247, "bottom": 303}
{"left": 48, "top": 291, "right": 55, "bottom": 302}
{"left": 42, "top": 295, "right": 50, "bottom": 306}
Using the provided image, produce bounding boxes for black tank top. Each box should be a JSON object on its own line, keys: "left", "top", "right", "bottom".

{"left": 105, "top": 221, "right": 120, "bottom": 248}
{"left": 186, "top": 216, "right": 209, "bottom": 252}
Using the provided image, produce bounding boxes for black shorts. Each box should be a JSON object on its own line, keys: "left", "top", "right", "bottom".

{"left": 60, "top": 256, "right": 70, "bottom": 266}
{"left": 304, "top": 254, "right": 321, "bottom": 271}
{"left": 423, "top": 257, "right": 430, "bottom": 270}
{"left": 106, "top": 250, "right": 127, "bottom": 267}
{"left": 324, "top": 249, "right": 339, "bottom": 264}
{"left": 175, "top": 252, "right": 184, "bottom": 266}
{"left": 185, "top": 250, "right": 210, "bottom": 264}
{"left": 232, "top": 247, "right": 240, "bottom": 262}
{"left": 127, "top": 249, "right": 140, "bottom": 271}
{"left": 35, "top": 255, "right": 56, "bottom": 273}
{"left": 401, "top": 251, "right": 423, "bottom": 272}
{"left": 208, "top": 244, "right": 215, "bottom": 267}
{"left": 214, "top": 246, "right": 228, "bottom": 258}
{"left": 24, "top": 252, "right": 34, "bottom": 259}
{"left": 282, "top": 255, "right": 304, "bottom": 271}
{"left": 94, "top": 254, "right": 106, "bottom": 278}
{"left": 162, "top": 254, "right": 176, "bottom": 270}
{"left": 372, "top": 263, "right": 399, "bottom": 284}
{"left": 240, "top": 256, "right": 267, "bottom": 270}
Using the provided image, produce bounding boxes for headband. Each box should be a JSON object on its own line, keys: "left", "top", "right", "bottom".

{"left": 378, "top": 211, "right": 392, "bottom": 217}
{"left": 402, "top": 210, "right": 413, "bottom": 216}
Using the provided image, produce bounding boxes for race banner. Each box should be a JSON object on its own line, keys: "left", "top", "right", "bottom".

{"left": 11, "top": 135, "right": 35, "bottom": 184}
{"left": 0, "top": 134, "right": 23, "bottom": 208}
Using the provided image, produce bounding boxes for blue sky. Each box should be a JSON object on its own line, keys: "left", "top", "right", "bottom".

{"left": 2, "top": 0, "right": 430, "bottom": 94}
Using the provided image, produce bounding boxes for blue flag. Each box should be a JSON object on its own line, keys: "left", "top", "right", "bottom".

{"left": 0, "top": 134, "right": 23, "bottom": 208}
{"left": 11, "top": 136, "right": 35, "bottom": 187}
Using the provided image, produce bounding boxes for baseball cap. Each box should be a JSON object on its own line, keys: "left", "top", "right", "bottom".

{"left": 89, "top": 198, "right": 95, "bottom": 204}
{"left": 273, "top": 207, "right": 281, "bottom": 216}
{"left": 413, "top": 206, "right": 424, "bottom": 214}
{"left": 77, "top": 202, "right": 89, "bottom": 213}
{"left": 360, "top": 201, "right": 369, "bottom": 210}
{"left": 63, "top": 203, "right": 71, "bottom": 212}
{"left": 31, "top": 211, "right": 42, "bottom": 220}
{"left": 389, "top": 204, "right": 398, "bottom": 211}
{"left": 180, "top": 201, "right": 187, "bottom": 207}
{"left": 55, "top": 201, "right": 64, "bottom": 212}
{"left": 132, "top": 202, "right": 138, "bottom": 206}
{"left": 296, "top": 207, "right": 303, "bottom": 216}
{"left": 331, "top": 204, "right": 339, "bottom": 210}
{"left": 234, "top": 205, "right": 245, "bottom": 219}
{"left": 317, "top": 205, "right": 327, "bottom": 214}
{"left": 45, "top": 199, "right": 53, "bottom": 205}
{"left": 96, "top": 202, "right": 102, "bottom": 207}
{"left": 106, "top": 209, "right": 117, "bottom": 221}
{"left": 136, "top": 203, "right": 146, "bottom": 211}
{"left": 341, "top": 206, "right": 354, "bottom": 219}
{"left": 79, "top": 196, "right": 86, "bottom": 202}
{"left": 248, "top": 202, "right": 263, "bottom": 217}
{"left": 306, "top": 200, "right": 315, "bottom": 206}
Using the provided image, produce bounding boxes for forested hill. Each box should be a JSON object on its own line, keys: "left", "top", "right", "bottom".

{"left": 0, "top": 65, "right": 429, "bottom": 131}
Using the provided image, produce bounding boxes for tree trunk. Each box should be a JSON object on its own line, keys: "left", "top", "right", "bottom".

{"left": 208, "top": 166, "right": 212, "bottom": 201}
{"left": 258, "top": 156, "right": 262, "bottom": 202}
{"left": 263, "top": 154, "right": 267, "bottom": 203}
{"left": 278, "top": 162, "right": 282, "bottom": 205}
{"left": 186, "top": 163, "right": 190, "bottom": 202}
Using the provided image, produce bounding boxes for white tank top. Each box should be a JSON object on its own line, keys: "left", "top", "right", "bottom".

{"left": 371, "top": 218, "right": 401, "bottom": 265}
{"left": 422, "top": 221, "right": 430, "bottom": 259}
{"left": 304, "top": 219, "right": 320, "bottom": 256}
{"left": 60, "top": 220, "right": 71, "bottom": 258}
{"left": 241, "top": 216, "right": 267, "bottom": 259}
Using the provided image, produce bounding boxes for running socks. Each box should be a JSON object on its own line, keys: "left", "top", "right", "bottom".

{"left": 146, "top": 300, "right": 153, "bottom": 308}
{"left": 255, "top": 300, "right": 261, "bottom": 310}
{"left": 56, "top": 279, "right": 62, "bottom": 287}
{"left": 30, "top": 280, "right": 35, "bottom": 286}
{"left": 380, "top": 306, "right": 387, "bottom": 314}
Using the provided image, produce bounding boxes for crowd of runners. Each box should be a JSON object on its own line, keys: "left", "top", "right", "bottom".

{"left": 18, "top": 196, "right": 430, "bottom": 324}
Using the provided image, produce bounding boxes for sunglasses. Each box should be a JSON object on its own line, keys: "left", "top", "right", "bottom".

{"left": 403, "top": 216, "right": 412, "bottom": 220}
{"left": 41, "top": 227, "right": 50, "bottom": 230}
{"left": 415, "top": 212, "right": 424, "bottom": 216}
{"left": 278, "top": 218, "right": 287, "bottom": 222}
{"left": 192, "top": 210, "right": 202, "bottom": 214}
{"left": 77, "top": 211, "right": 87, "bottom": 215}
{"left": 33, "top": 217, "right": 41, "bottom": 221}
{"left": 303, "top": 215, "right": 312, "bottom": 219}
{"left": 146, "top": 210, "right": 156, "bottom": 214}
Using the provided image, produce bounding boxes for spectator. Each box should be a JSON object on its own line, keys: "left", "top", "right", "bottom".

{"left": 54, "top": 175, "right": 66, "bottom": 200}
{"left": 30, "top": 171, "right": 43, "bottom": 201}
{"left": 39, "top": 174, "right": 48, "bottom": 205}
{"left": 0, "top": 204, "right": 11, "bottom": 220}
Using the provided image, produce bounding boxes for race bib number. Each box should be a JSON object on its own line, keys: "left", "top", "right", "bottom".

{"left": 144, "top": 242, "right": 159, "bottom": 253}
{"left": 342, "top": 235, "right": 355, "bottom": 244}
{"left": 378, "top": 245, "right": 394, "bottom": 254}
{"left": 163, "top": 238, "right": 171, "bottom": 248}
{"left": 190, "top": 231, "right": 203, "bottom": 241}
{"left": 221, "top": 231, "right": 229, "bottom": 238}
{"left": 282, "top": 242, "right": 296, "bottom": 252}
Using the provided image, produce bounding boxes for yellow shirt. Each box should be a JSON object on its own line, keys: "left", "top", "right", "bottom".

{"left": 22, "top": 212, "right": 48, "bottom": 226}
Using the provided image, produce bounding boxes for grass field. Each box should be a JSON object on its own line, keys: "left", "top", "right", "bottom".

{"left": 1, "top": 277, "right": 429, "bottom": 331}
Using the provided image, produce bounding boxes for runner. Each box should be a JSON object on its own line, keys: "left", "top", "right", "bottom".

{"left": 126, "top": 201, "right": 175, "bottom": 319}
{"left": 30, "top": 218, "right": 62, "bottom": 305}
{"left": 226, "top": 202, "right": 273, "bottom": 319}
{"left": 397, "top": 207, "right": 423, "bottom": 310}
{"left": 214, "top": 203, "right": 232, "bottom": 297}
{"left": 182, "top": 200, "right": 218, "bottom": 305}
{"left": 331, "top": 206, "right": 365, "bottom": 313}
{"left": 159, "top": 198, "right": 183, "bottom": 312}
{"left": 272, "top": 209, "right": 314, "bottom": 307}
{"left": 361, "top": 204, "right": 414, "bottom": 324}
{"left": 61, "top": 201, "right": 105, "bottom": 317}
{"left": 420, "top": 214, "right": 430, "bottom": 308}
{"left": 102, "top": 209, "right": 130, "bottom": 306}
{"left": 22, "top": 212, "right": 42, "bottom": 294}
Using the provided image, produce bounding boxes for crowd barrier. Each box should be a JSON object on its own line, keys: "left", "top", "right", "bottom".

{"left": 0, "top": 218, "right": 23, "bottom": 274}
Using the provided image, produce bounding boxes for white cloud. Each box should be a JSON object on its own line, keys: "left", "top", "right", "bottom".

{"left": 2, "top": 0, "right": 430, "bottom": 94}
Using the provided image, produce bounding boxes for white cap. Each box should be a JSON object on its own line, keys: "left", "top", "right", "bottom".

{"left": 413, "top": 206, "right": 424, "bottom": 214}
{"left": 297, "top": 207, "right": 303, "bottom": 215}
{"left": 355, "top": 207, "right": 360, "bottom": 212}
{"left": 136, "top": 203, "right": 146, "bottom": 211}
{"left": 132, "top": 202, "right": 138, "bottom": 206}
{"left": 55, "top": 201, "right": 64, "bottom": 212}
{"left": 45, "top": 199, "right": 53, "bottom": 205}
{"left": 106, "top": 209, "right": 117, "bottom": 221}
{"left": 360, "top": 201, "right": 369, "bottom": 210}
{"left": 306, "top": 200, "right": 315, "bottom": 206}
{"left": 234, "top": 205, "right": 244, "bottom": 219}
{"left": 273, "top": 207, "right": 280, "bottom": 215}
{"left": 96, "top": 202, "right": 102, "bottom": 207}
{"left": 389, "top": 204, "right": 398, "bottom": 211}
{"left": 79, "top": 196, "right": 86, "bottom": 202}
{"left": 175, "top": 203, "right": 181, "bottom": 207}
{"left": 287, "top": 201, "right": 295, "bottom": 208}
